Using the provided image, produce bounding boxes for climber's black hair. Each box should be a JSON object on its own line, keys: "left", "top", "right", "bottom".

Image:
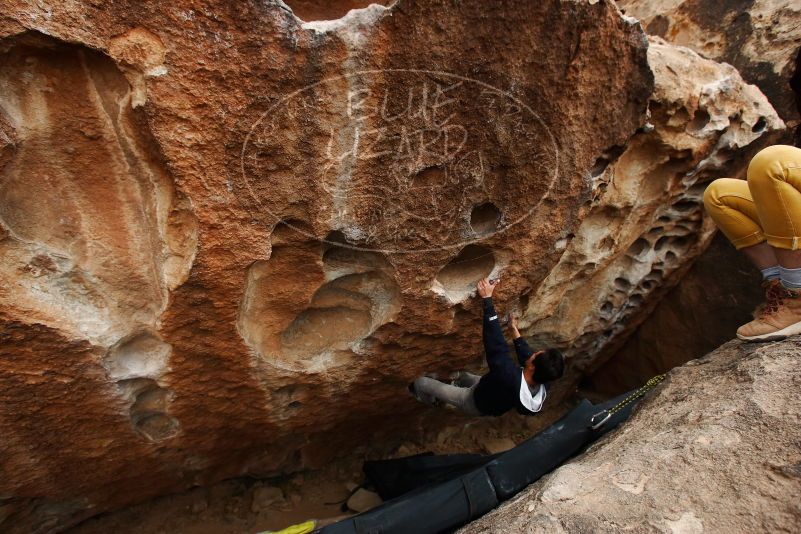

{"left": 532, "top": 348, "right": 565, "bottom": 384}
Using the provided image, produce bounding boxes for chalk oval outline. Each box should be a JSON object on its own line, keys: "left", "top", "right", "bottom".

{"left": 240, "top": 68, "right": 560, "bottom": 254}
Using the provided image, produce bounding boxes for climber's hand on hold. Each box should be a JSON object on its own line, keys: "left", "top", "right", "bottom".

{"left": 477, "top": 277, "right": 497, "bottom": 298}
{"left": 509, "top": 313, "right": 519, "bottom": 331}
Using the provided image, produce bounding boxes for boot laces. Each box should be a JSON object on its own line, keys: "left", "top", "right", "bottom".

{"left": 764, "top": 283, "right": 797, "bottom": 315}
{"left": 764, "top": 284, "right": 785, "bottom": 315}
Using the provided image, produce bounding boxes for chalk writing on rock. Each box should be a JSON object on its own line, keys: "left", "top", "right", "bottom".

{"left": 241, "top": 69, "right": 558, "bottom": 253}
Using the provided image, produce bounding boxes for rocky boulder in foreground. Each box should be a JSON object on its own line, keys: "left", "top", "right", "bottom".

{"left": 462, "top": 337, "right": 801, "bottom": 533}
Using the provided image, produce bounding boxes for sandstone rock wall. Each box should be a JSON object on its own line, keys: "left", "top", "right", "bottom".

{"left": 462, "top": 337, "right": 801, "bottom": 533}
{"left": 598, "top": 0, "right": 801, "bottom": 393}
{"left": 524, "top": 36, "right": 782, "bottom": 387}
{"left": 0, "top": 1, "right": 781, "bottom": 531}
{"left": 586, "top": 232, "right": 764, "bottom": 397}
{"left": 617, "top": 0, "right": 801, "bottom": 129}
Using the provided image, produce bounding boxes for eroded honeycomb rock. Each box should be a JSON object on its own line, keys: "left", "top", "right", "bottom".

{"left": 523, "top": 37, "right": 783, "bottom": 383}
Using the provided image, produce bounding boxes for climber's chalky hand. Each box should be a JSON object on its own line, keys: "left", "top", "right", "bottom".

{"left": 477, "top": 277, "right": 496, "bottom": 298}
{"left": 509, "top": 313, "right": 519, "bottom": 331}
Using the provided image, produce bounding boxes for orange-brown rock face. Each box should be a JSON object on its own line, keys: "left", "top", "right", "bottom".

{"left": 0, "top": 1, "right": 777, "bottom": 532}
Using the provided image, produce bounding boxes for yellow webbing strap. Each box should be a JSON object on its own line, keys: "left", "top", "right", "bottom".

{"left": 257, "top": 519, "right": 317, "bottom": 534}
{"left": 608, "top": 374, "right": 665, "bottom": 416}
{"left": 590, "top": 374, "right": 665, "bottom": 429}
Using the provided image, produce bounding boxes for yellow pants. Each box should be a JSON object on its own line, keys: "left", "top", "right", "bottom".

{"left": 704, "top": 145, "right": 801, "bottom": 251}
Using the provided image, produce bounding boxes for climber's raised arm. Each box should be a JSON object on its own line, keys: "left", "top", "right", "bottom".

{"left": 509, "top": 314, "right": 534, "bottom": 366}
{"left": 478, "top": 278, "right": 512, "bottom": 373}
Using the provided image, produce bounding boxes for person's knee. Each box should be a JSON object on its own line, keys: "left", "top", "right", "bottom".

{"left": 703, "top": 179, "right": 726, "bottom": 211}
{"left": 413, "top": 376, "right": 440, "bottom": 394}
{"left": 414, "top": 376, "right": 432, "bottom": 387}
{"left": 747, "top": 145, "right": 788, "bottom": 188}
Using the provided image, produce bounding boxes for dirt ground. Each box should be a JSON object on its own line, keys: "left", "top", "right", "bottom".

{"left": 68, "top": 400, "right": 571, "bottom": 534}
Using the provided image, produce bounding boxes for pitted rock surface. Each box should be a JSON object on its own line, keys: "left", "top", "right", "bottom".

{"left": 523, "top": 36, "right": 783, "bottom": 384}
{"left": 461, "top": 337, "right": 801, "bottom": 533}
{"left": 618, "top": 0, "right": 801, "bottom": 126}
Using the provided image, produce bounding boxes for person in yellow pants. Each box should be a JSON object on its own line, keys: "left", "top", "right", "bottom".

{"left": 704, "top": 144, "right": 801, "bottom": 341}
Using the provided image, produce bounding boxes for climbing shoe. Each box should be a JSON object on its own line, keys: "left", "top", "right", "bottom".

{"left": 408, "top": 379, "right": 439, "bottom": 406}
{"left": 737, "top": 284, "right": 801, "bottom": 342}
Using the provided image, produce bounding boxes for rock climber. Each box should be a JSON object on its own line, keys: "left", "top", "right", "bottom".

{"left": 703, "top": 50, "right": 801, "bottom": 342}
{"left": 409, "top": 277, "right": 565, "bottom": 416}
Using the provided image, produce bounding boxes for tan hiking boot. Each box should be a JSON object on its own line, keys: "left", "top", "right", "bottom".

{"left": 737, "top": 284, "right": 801, "bottom": 341}
{"left": 751, "top": 279, "right": 782, "bottom": 318}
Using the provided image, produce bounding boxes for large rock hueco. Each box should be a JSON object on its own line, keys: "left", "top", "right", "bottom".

{"left": 461, "top": 337, "right": 801, "bottom": 533}
{"left": 0, "top": 1, "right": 782, "bottom": 531}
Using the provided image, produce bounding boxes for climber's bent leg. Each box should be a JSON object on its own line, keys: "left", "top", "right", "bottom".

{"left": 703, "top": 178, "right": 765, "bottom": 250}
{"left": 452, "top": 371, "right": 481, "bottom": 388}
{"left": 411, "top": 377, "right": 483, "bottom": 416}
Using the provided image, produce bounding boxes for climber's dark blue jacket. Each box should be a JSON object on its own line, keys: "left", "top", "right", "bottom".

{"left": 472, "top": 297, "right": 541, "bottom": 416}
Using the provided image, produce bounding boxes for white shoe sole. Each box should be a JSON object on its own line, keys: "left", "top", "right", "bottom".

{"left": 737, "top": 319, "right": 801, "bottom": 342}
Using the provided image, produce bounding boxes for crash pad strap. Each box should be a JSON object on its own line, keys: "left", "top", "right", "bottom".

{"left": 607, "top": 374, "right": 665, "bottom": 416}
{"left": 590, "top": 374, "right": 665, "bottom": 429}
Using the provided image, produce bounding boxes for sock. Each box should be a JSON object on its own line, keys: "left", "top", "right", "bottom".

{"left": 761, "top": 266, "right": 781, "bottom": 281}
{"left": 779, "top": 266, "right": 801, "bottom": 289}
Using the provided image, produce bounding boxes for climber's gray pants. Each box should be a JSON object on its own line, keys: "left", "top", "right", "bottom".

{"left": 413, "top": 372, "right": 483, "bottom": 416}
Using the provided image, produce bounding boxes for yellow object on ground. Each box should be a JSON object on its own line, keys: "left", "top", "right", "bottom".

{"left": 257, "top": 519, "right": 317, "bottom": 534}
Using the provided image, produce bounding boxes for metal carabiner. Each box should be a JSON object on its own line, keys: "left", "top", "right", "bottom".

{"left": 589, "top": 410, "right": 611, "bottom": 430}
